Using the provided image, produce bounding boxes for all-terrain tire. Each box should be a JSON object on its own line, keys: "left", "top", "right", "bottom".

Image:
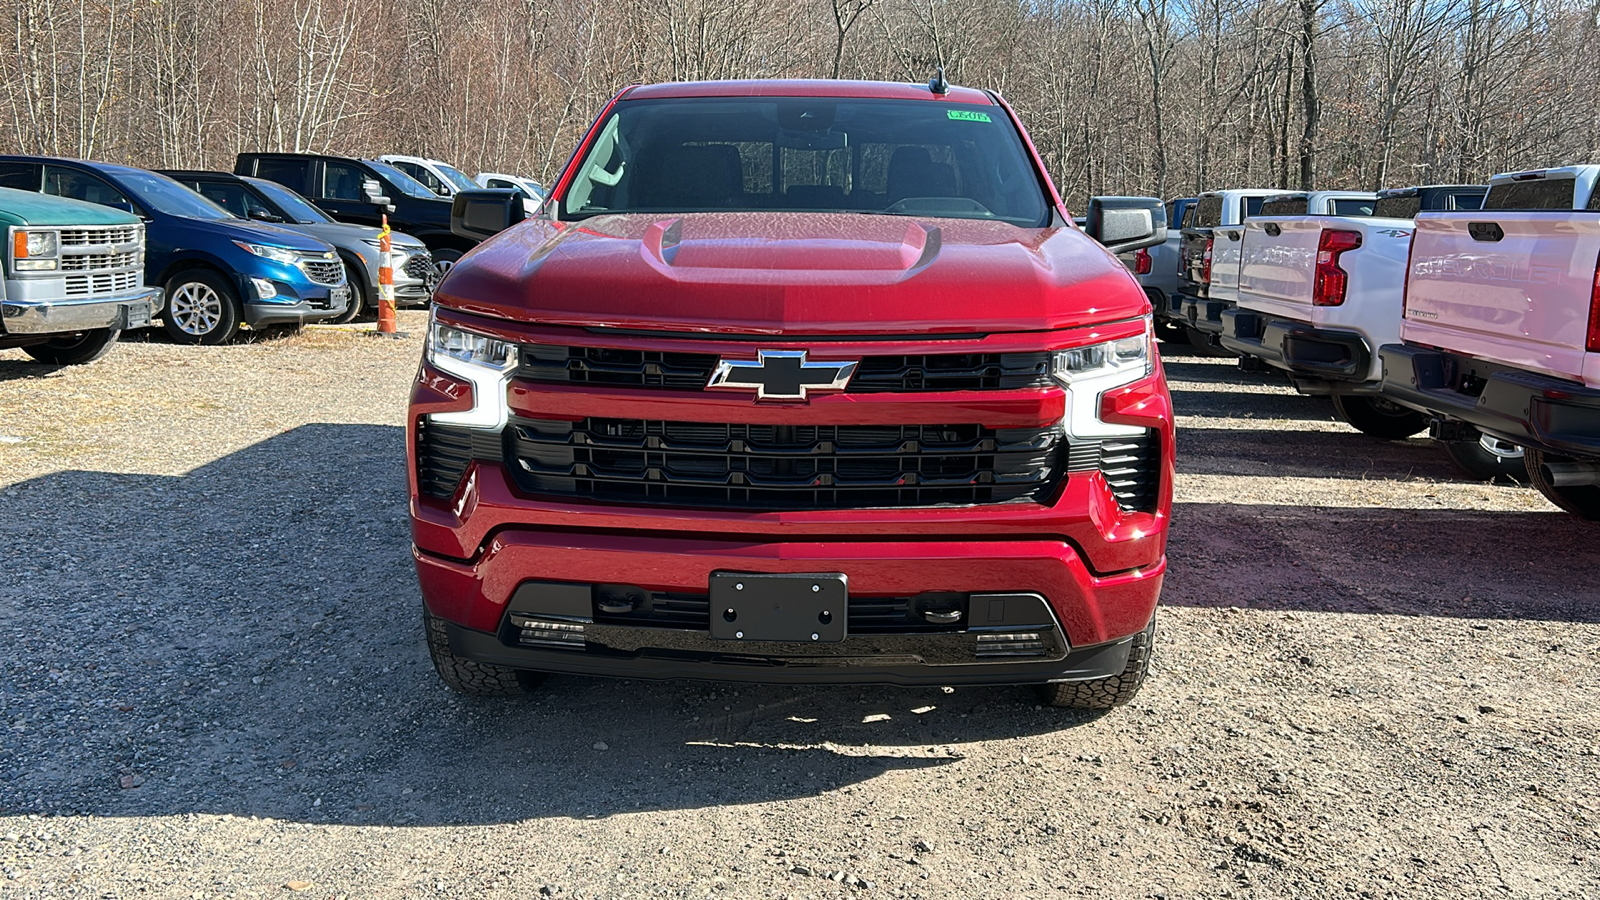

{"left": 1332, "top": 394, "right": 1427, "bottom": 440}
{"left": 1524, "top": 448, "right": 1600, "bottom": 520}
{"left": 20, "top": 327, "right": 121, "bottom": 365}
{"left": 1037, "top": 618, "right": 1154, "bottom": 709}
{"left": 1443, "top": 436, "right": 1526, "bottom": 484}
{"left": 424, "top": 611, "right": 546, "bottom": 696}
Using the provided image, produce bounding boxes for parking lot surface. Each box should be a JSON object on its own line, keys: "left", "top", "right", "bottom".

{"left": 2, "top": 318, "right": 1597, "bottom": 898}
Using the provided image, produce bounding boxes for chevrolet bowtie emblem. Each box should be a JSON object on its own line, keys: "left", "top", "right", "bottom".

{"left": 706, "top": 350, "right": 858, "bottom": 401}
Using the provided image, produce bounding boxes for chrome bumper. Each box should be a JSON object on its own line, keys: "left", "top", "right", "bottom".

{"left": 2, "top": 286, "right": 164, "bottom": 335}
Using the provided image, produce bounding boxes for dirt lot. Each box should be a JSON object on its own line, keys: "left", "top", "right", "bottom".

{"left": 1, "top": 316, "right": 1597, "bottom": 899}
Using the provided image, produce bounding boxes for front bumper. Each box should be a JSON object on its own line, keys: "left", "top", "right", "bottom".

{"left": 1220, "top": 309, "right": 1378, "bottom": 392}
{"left": 417, "top": 530, "right": 1164, "bottom": 686}
{"left": 1378, "top": 343, "right": 1600, "bottom": 458}
{"left": 1, "top": 286, "right": 163, "bottom": 335}
{"left": 243, "top": 283, "right": 349, "bottom": 327}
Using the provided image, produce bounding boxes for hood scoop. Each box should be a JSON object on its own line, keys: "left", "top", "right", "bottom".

{"left": 640, "top": 217, "right": 941, "bottom": 273}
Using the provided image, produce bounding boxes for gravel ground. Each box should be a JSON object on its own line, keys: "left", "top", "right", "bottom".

{"left": 1, "top": 319, "right": 1597, "bottom": 899}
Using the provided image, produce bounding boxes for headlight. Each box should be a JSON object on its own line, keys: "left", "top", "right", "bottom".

{"left": 234, "top": 241, "right": 300, "bottom": 266}
{"left": 12, "top": 229, "right": 59, "bottom": 270}
{"left": 1054, "top": 319, "right": 1154, "bottom": 439}
{"left": 425, "top": 312, "right": 519, "bottom": 429}
{"left": 1053, "top": 329, "right": 1151, "bottom": 384}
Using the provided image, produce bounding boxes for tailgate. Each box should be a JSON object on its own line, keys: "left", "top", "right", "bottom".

{"left": 1405, "top": 212, "right": 1600, "bottom": 385}
{"left": 1236, "top": 217, "right": 1326, "bottom": 315}
{"left": 1206, "top": 224, "right": 1248, "bottom": 304}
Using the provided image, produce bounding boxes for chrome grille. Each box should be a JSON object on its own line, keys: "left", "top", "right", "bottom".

{"left": 299, "top": 259, "right": 345, "bottom": 286}
{"left": 64, "top": 270, "right": 140, "bottom": 297}
{"left": 59, "top": 226, "right": 139, "bottom": 247}
{"left": 402, "top": 254, "right": 435, "bottom": 280}
{"left": 61, "top": 251, "right": 140, "bottom": 271}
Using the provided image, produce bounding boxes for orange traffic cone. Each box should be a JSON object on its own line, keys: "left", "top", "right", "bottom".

{"left": 377, "top": 214, "right": 397, "bottom": 334}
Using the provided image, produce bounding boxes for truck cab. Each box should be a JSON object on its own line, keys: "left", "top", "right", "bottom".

{"left": 377, "top": 155, "right": 480, "bottom": 199}
{"left": 0, "top": 187, "right": 163, "bottom": 364}
{"left": 1379, "top": 165, "right": 1600, "bottom": 516}
{"left": 235, "top": 152, "right": 479, "bottom": 272}
{"left": 1220, "top": 183, "right": 1486, "bottom": 443}
{"left": 0, "top": 157, "right": 347, "bottom": 344}
{"left": 410, "top": 79, "right": 1174, "bottom": 709}
{"left": 1174, "top": 189, "right": 1283, "bottom": 350}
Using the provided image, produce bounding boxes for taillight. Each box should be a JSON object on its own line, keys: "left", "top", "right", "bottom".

{"left": 1588, "top": 249, "right": 1600, "bottom": 352}
{"left": 1201, "top": 238, "right": 1213, "bottom": 283}
{"left": 1134, "top": 248, "right": 1152, "bottom": 274}
{"left": 1312, "top": 229, "right": 1363, "bottom": 307}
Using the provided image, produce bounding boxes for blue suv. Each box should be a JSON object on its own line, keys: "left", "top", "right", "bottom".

{"left": 0, "top": 157, "right": 350, "bottom": 344}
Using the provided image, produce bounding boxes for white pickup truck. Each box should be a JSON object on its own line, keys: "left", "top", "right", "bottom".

{"left": 1119, "top": 196, "right": 1194, "bottom": 342}
{"left": 1220, "top": 184, "right": 1487, "bottom": 441}
{"left": 1379, "top": 165, "right": 1600, "bottom": 518}
{"left": 1176, "top": 190, "right": 1371, "bottom": 352}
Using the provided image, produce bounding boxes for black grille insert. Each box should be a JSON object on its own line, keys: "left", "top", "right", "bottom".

{"left": 415, "top": 421, "right": 500, "bottom": 499}
{"left": 593, "top": 589, "right": 969, "bottom": 634}
{"left": 517, "top": 346, "right": 1051, "bottom": 393}
{"left": 507, "top": 417, "right": 1064, "bottom": 510}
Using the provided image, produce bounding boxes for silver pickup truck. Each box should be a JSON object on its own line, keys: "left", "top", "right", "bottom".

{"left": 0, "top": 186, "right": 162, "bottom": 364}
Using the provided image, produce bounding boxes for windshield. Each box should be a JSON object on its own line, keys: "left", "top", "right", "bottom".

{"left": 365, "top": 160, "right": 439, "bottom": 200}
{"left": 249, "top": 178, "right": 334, "bottom": 224}
{"left": 114, "top": 170, "right": 235, "bottom": 220}
{"left": 435, "top": 163, "right": 478, "bottom": 192}
{"left": 561, "top": 97, "right": 1051, "bottom": 226}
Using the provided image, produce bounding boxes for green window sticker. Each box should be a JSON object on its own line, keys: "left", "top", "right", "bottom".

{"left": 947, "top": 109, "right": 992, "bottom": 123}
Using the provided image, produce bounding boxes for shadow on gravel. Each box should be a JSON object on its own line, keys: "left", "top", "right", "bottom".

{"left": 1164, "top": 501, "right": 1600, "bottom": 623}
{"left": 0, "top": 358, "right": 68, "bottom": 382}
{"left": 1175, "top": 426, "right": 1472, "bottom": 482}
{"left": 0, "top": 424, "right": 1097, "bottom": 828}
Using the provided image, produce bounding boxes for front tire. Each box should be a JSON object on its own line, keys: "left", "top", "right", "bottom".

{"left": 1037, "top": 618, "right": 1154, "bottom": 709}
{"left": 1524, "top": 449, "right": 1600, "bottom": 520}
{"left": 424, "top": 611, "right": 546, "bottom": 696}
{"left": 326, "top": 261, "right": 366, "bottom": 324}
{"left": 1443, "top": 433, "right": 1526, "bottom": 483}
{"left": 20, "top": 327, "right": 121, "bottom": 365}
{"left": 1332, "top": 395, "right": 1427, "bottom": 440}
{"left": 162, "top": 270, "right": 241, "bottom": 345}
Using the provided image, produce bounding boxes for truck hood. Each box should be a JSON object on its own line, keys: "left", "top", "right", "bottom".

{"left": 436, "top": 212, "right": 1147, "bottom": 335}
{"left": 0, "top": 186, "right": 142, "bottom": 227}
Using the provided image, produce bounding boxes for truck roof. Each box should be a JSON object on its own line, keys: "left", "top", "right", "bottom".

{"left": 622, "top": 79, "right": 995, "bottom": 106}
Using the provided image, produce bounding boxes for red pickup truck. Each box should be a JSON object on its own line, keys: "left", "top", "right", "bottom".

{"left": 408, "top": 79, "right": 1175, "bottom": 708}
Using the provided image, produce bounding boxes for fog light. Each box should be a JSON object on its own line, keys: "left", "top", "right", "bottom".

{"left": 975, "top": 632, "right": 1047, "bottom": 658}
{"left": 250, "top": 277, "right": 278, "bottom": 300}
{"left": 509, "top": 615, "right": 585, "bottom": 650}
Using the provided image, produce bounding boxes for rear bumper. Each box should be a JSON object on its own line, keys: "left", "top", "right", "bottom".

{"left": 1378, "top": 343, "right": 1600, "bottom": 458}
{"left": 1220, "top": 309, "right": 1377, "bottom": 391}
{"left": 417, "top": 531, "right": 1164, "bottom": 686}
{"left": 1181, "top": 296, "right": 1229, "bottom": 335}
{"left": 1156, "top": 290, "right": 1188, "bottom": 323}
{"left": 1, "top": 286, "right": 163, "bottom": 334}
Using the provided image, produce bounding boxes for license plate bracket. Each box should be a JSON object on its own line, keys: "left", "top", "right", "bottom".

{"left": 708, "top": 572, "right": 848, "bottom": 643}
{"left": 123, "top": 303, "right": 150, "bottom": 329}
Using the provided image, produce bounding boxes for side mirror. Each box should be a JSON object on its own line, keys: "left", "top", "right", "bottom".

{"left": 361, "top": 179, "right": 392, "bottom": 208}
{"left": 249, "top": 209, "right": 284, "bottom": 223}
{"left": 1085, "top": 196, "right": 1166, "bottom": 255}
{"left": 452, "top": 189, "right": 527, "bottom": 241}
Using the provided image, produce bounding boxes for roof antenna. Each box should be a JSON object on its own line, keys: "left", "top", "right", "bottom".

{"left": 928, "top": 65, "right": 949, "bottom": 95}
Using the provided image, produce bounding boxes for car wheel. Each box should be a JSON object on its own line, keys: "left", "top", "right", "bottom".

{"left": 1183, "top": 326, "right": 1234, "bottom": 357}
{"left": 1332, "top": 395, "right": 1427, "bottom": 440}
{"left": 326, "top": 261, "right": 366, "bottom": 324}
{"left": 1442, "top": 433, "right": 1527, "bottom": 484}
{"left": 433, "top": 248, "right": 463, "bottom": 278}
{"left": 424, "top": 610, "right": 546, "bottom": 696}
{"left": 162, "top": 270, "right": 241, "bottom": 345}
{"left": 1037, "top": 617, "right": 1154, "bottom": 710}
{"left": 20, "top": 327, "right": 122, "bottom": 365}
{"left": 1524, "top": 449, "right": 1600, "bottom": 520}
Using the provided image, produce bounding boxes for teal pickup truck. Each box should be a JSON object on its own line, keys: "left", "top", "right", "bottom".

{"left": 0, "top": 186, "right": 163, "bottom": 364}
